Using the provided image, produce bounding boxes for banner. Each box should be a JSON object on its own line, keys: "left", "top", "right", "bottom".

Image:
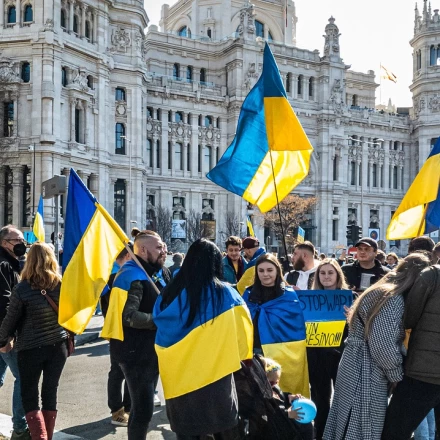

{"left": 172, "top": 220, "right": 186, "bottom": 239}
{"left": 296, "top": 289, "right": 353, "bottom": 347}
{"left": 297, "top": 226, "right": 305, "bottom": 243}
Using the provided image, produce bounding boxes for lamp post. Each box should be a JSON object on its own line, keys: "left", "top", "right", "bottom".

{"left": 347, "top": 137, "right": 384, "bottom": 231}
{"left": 120, "top": 135, "right": 132, "bottom": 232}
{"left": 265, "top": 235, "right": 271, "bottom": 251}
{"left": 29, "top": 142, "right": 36, "bottom": 226}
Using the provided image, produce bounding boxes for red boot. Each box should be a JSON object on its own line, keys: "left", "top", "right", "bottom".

{"left": 25, "top": 410, "right": 47, "bottom": 440}
{"left": 42, "top": 410, "right": 57, "bottom": 440}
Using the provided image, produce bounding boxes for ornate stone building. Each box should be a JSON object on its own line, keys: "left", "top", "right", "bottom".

{"left": 0, "top": 0, "right": 436, "bottom": 253}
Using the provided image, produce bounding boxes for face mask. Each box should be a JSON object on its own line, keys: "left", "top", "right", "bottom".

{"left": 13, "top": 243, "right": 27, "bottom": 258}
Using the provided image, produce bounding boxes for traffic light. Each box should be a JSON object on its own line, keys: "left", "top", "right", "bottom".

{"left": 352, "top": 225, "right": 359, "bottom": 243}
{"left": 356, "top": 225, "right": 363, "bottom": 241}
{"left": 346, "top": 224, "right": 354, "bottom": 245}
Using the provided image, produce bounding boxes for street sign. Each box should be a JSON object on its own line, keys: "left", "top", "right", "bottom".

{"left": 42, "top": 175, "right": 67, "bottom": 199}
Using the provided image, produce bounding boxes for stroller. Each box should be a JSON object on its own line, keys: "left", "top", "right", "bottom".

{"left": 234, "top": 355, "right": 304, "bottom": 440}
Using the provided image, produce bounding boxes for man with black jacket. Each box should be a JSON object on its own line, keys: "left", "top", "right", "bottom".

{"left": 342, "top": 237, "right": 389, "bottom": 293}
{"left": 0, "top": 225, "right": 30, "bottom": 440}
{"left": 110, "top": 231, "right": 170, "bottom": 440}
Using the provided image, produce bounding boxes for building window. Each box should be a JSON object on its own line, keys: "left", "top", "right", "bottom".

{"left": 3, "top": 167, "right": 13, "bottom": 225}
{"left": 173, "top": 63, "right": 180, "bottom": 80}
{"left": 23, "top": 4, "right": 33, "bottom": 22}
{"left": 73, "top": 15, "right": 79, "bottom": 33}
{"left": 204, "top": 146, "right": 211, "bottom": 171}
{"left": 417, "top": 50, "right": 422, "bottom": 70}
{"left": 204, "top": 115, "right": 212, "bottom": 127}
{"left": 309, "top": 77, "right": 314, "bottom": 98}
{"left": 173, "top": 211, "right": 185, "bottom": 220}
{"left": 268, "top": 31, "right": 273, "bottom": 41}
{"left": 61, "top": 9, "right": 66, "bottom": 28}
{"left": 114, "top": 179, "right": 126, "bottom": 231}
{"left": 85, "top": 21, "right": 91, "bottom": 40}
{"left": 207, "top": 28, "right": 212, "bottom": 38}
{"left": 350, "top": 161, "right": 356, "bottom": 185}
{"left": 7, "top": 6, "right": 16, "bottom": 23}
{"left": 392, "top": 166, "right": 398, "bottom": 189}
{"left": 286, "top": 73, "right": 291, "bottom": 93}
{"left": 3, "top": 102, "right": 13, "bottom": 137}
{"left": 61, "top": 67, "right": 67, "bottom": 86}
{"left": 187, "top": 143, "right": 190, "bottom": 171}
{"left": 352, "top": 95, "right": 358, "bottom": 106}
{"left": 115, "top": 123, "right": 125, "bottom": 155}
{"left": 175, "top": 142, "right": 183, "bottom": 170}
{"left": 332, "top": 156, "right": 338, "bottom": 181}
{"left": 156, "top": 140, "right": 160, "bottom": 168}
{"left": 168, "top": 142, "right": 172, "bottom": 169}
{"left": 175, "top": 111, "right": 183, "bottom": 123}
{"left": 146, "top": 139, "right": 152, "bottom": 167}
{"left": 173, "top": 197, "right": 185, "bottom": 208}
{"left": 21, "top": 62, "right": 30, "bottom": 83}
{"left": 187, "top": 66, "right": 192, "bottom": 81}
{"left": 115, "top": 87, "right": 126, "bottom": 101}
{"left": 147, "top": 107, "right": 153, "bottom": 118}
{"left": 87, "top": 75, "right": 93, "bottom": 89}
{"left": 297, "top": 75, "right": 303, "bottom": 95}
{"left": 198, "top": 145, "right": 202, "bottom": 172}
{"left": 74, "top": 108, "right": 81, "bottom": 143}
{"left": 200, "top": 68, "right": 206, "bottom": 84}
{"left": 431, "top": 137, "right": 438, "bottom": 151}
{"left": 22, "top": 166, "right": 31, "bottom": 227}
{"left": 372, "top": 163, "right": 377, "bottom": 187}
{"left": 178, "top": 26, "right": 191, "bottom": 37}
{"left": 332, "top": 219, "right": 338, "bottom": 241}
{"left": 255, "top": 20, "right": 264, "bottom": 38}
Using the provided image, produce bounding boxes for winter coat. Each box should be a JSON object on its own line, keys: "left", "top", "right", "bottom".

{"left": 0, "top": 280, "right": 69, "bottom": 351}
{"left": 0, "top": 246, "right": 20, "bottom": 325}
{"left": 323, "top": 289, "right": 405, "bottom": 440}
{"left": 222, "top": 256, "right": 246, "bottom": 285}
{"left": 342, "top": 259, "right": 390, "bottom": 292}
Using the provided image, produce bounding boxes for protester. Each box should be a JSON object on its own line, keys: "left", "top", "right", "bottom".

{"left": 130, "top": 227, "right": 141, "bottom": 239}
{"left": 0, "top": 242, "right": 71, "bottom": 440}
{"left": 323, "top": 253, "right": 431, "bottom": 440}
{"left": 0, "top": 225, "right": 29, "bottom": 439}
{"left": 342, "top": 237, "right": 389, "bottom": 293}
{"left": 382, "top": 262, "right": 440, "bottom": 439}
{"left": 376, "top": 250, "right": 387, "bottom": 266}
{"left": 386, "top": 252, "right": 399, "bottom": 269}
{"left": 319, "top": 253, "right": 326, "bottom": 261}
{"left": 285, "top": 241, "right": 319, "bottom": 289}
{"left": 309, "top": 258, "right": 350, "bottom": 440}
{"left": 154, "top": 238, "right": 252, "bottom": 439}
{"left": 407, "top": 236, "right": 435, "bottom": 255}
{"left": 236, "top": 237, "right": 266, "bottom": 294}
{"left": 109, "top": 231, "right": 170, "bottom": 439}
{"left": 433, "top": 242, "right": 440, "bottom": 263}
{"left": 222, "top": 236, "right": 246, "bottom": 285}
{"left": 168, "top": 253, "right": 183, "bottom": 278}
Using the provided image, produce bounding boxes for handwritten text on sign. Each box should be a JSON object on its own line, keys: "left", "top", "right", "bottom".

{"left": 297, "top": 290, "right": 353, "bottom": 348}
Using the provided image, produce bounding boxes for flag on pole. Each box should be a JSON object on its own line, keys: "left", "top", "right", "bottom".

{"left": 387, "top": 139, "right": 440, "bottom": 240}
{"left": 207, "top": 43, "right": 313, "bottom": 213}
{"left": 32, "top": 196, "right": 45, "bottom": 242}
{"left": 380, "top": 65, "right": 397, "bottom": 83}
{"left": 59, "top": 169, "right": 129, "bottom": 334}
{"left": 246, "top": 216, "right": 255, "bottom": 237}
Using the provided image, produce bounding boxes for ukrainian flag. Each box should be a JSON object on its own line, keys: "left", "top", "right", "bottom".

{"left": 207, "top": 43, "right": 313, "bottom": 213}
{"left": 59, "top": 169, "right": 129, "bottom": 334}
{"left": 237, "top": 247, "right": 266, "bottom": 295}
{"left": 101, "top": 261, "right": 147, "bottom": 341}
{"left": 387, "top": 138, "right": 440, "bottom": 239}
{"left": 153, "top": 283, "right": 253, "bottom": 400}
{"left": 243, "top": 287, "right": 310, "bottom": 397}
{"left": 246, "top": 216, "right": 255, "bottom": 237}
{"left": 33, "top": 196, "right": 45, "bottom": 242}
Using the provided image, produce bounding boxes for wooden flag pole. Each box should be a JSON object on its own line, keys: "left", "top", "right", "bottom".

{"left": 416, "top": 203, "right": 430, "bottom": 238}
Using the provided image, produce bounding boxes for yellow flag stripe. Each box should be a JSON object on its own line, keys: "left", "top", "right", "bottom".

{"left": 101, "top": 287, "right": 128, "bottom": 341}
{"left": 33, "top": 212, "right": 45, "bottom": 242}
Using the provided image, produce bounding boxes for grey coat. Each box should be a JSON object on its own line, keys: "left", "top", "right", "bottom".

{"left": 323, "top": 289, "right": 405, "bottom": 440}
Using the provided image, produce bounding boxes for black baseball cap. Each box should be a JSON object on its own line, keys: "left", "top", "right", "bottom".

{"left": 355, "top": 237, "right": 378, "bottom": 251}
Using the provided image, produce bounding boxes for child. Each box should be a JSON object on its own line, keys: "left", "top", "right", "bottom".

{"left": 264, "top": 358, "right": 314, "bottom": 440}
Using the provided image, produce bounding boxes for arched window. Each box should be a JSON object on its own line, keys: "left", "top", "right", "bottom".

{"left": 60, "top": 9, "right": 66, "bottom": 28}
{"left": 309, "top": 77, "right": 314, "bottom": 98}
{"left": 115, "top": 87, "right": 126, "bottom": 101}
{"left": 114, "top": 179, "right": 126, "bottom": 230}
{"left": 286, "top": 72, "right": 291, "bottom": 93}
{"left": 178, "top": 26, "right": 188, "bottom": 37}
{"left": 61, "top": 67, "right": 67, "bottom": 86}
{"left": 200, "top": 68, "right": 206, "bottom": 83}
{"left": 175, "top": 111, "right": 183, "bottom": 122}
{"left": 115, "top": 123, "right": 126, "bottom": 155}
{"left": 204, "top": 115, "right": 212, "bottom": 127}
{"left": 85, "top": 21, "right": 91, "bottom": 40}
{"left": 73, "top": 15, "right": 79, "bottom": 34}
{"left": 255, "top": 20, "right": 264, "bottom": 38}
{"left": 175, "top": 142, "right": 183, "bottom": 170}
{"left": 7, "top": 6, "right": 16, "bottom": 23}
{"left": 297, "top": 75, "right": 303, "bottom": 95}
{"left": 173, "top": 63, "right": 180, "bottom": 79}
{"left": 23, "top": 4, "right": 33, "bottom": 22}
{"left": 21, "top": 62, "right": 30, "bottom": 83}
{"left": 430, "top": 45, "right": 437, "bottom": 66}
{"left": 186, "top": 66, "right": 192, "bottom": 81}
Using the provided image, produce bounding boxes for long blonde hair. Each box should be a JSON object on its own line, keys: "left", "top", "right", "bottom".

{"left": 349, "top": 253, "right": 431, "bottom": 336}
{"left": 312, "top": 258, "right": 349, "bottom": 290}
{"left": 21, "top": 242, "right": 62, "bottom": 291}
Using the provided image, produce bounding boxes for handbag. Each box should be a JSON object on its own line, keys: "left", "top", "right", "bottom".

{"left": 41, "top": 289, "right": 75, "bottom": 356}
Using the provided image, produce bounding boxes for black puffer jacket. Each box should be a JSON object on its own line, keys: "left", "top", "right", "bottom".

{"left": 0, "top": 280, "right": 69, "bottom": 351}
{"left": 0, "top": 246, "right": 21, "bottom": 326}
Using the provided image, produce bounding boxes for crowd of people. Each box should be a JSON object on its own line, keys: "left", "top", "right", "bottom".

{"left": 1, "top": 223, "right": 440, "bottom": 440}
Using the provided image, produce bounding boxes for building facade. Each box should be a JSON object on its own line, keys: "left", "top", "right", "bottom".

{"left": 0, "top": 0, "right": 437, "bottom": 253}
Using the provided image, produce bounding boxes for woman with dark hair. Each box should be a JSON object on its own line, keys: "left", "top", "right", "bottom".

{"left": 323, "top": 253, "right": 431, "bottom": 440}
{"left": 153, "top": 239, "right": 252, "bottom": 439}
{"left": 0, "top": 242, "right": 70, "bottom": 440}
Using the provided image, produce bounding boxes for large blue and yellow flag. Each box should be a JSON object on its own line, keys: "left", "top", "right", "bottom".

{"left": 154, "top": 283, "right": 253, "bottom": 400}
{"left": 101, "top": 261, "right": 148, "bottom": 341}
{"left": 243, "top": 287, "right": 310, "bottom": 397}
{"left": 60, "top": 169, "right": 129, "bottom": 334}
{"left": 387, "top": 139, "right": 440, "bottom": 239}
{"left": 32, "top": 196, "right": 45, "bottom": 242}
{"left": 207, "top": 43, "right": 313, "bottom": 213}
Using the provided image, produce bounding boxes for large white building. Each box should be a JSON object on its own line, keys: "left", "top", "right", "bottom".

{"left": 0, "top": 0, "right": 437, "bottom": 253}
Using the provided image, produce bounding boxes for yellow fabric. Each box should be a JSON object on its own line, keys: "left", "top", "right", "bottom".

{"left": 59, "top": 206, "right": 126, "bottom": 334}
{"left": 156, "top": 305, "right": 253, "bottom": 400}
{"left": 247, "top": 218, "right": 255, "bottom": 237}
{"left": 232, "top": 261, "right": 239, "bottom": 273}
{"left": 305, "top": 321, "right": 346, "bottom": 347}
{"left": 262, "top": 340, "right": 310, "bottom": 397}
{"left": 264, "top": 97, "right": 313, "bottom": 152}
{"left": 33, "top": 212, "right": 45, "bottom": 242}
{"left": 101, "top": 287, "right": 128, "bottom": 341}
{"left": 243, "top": 148, "right": 313, "bottom": 213}
{"left": 237, "top": 265, "right": 256, "bottom": 295}
{"left": 387, "top": 153, "right": 440, "bottom": 239}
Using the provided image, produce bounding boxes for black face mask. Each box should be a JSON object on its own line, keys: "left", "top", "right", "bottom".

{"left": 13, "top": 243, "right": 27, "bottom": 258}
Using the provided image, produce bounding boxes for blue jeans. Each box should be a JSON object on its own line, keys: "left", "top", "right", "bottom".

{"left": 414, "top": 409, "right": 436, "bottom": 440}
{"left": 0, "top": 350, "right": 27, "bottom": 432}
{"left": 0, "top": 355, "right": 7, "bottom": 387}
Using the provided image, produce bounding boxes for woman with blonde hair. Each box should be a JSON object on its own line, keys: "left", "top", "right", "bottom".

{"left": 323, "top": 253, "right": 431, "bottom": 440}
{"left": 0, "top": 242, "right": 70, "bottom": 440}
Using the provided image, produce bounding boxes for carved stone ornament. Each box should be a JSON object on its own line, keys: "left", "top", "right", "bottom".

{"left": 111, "top": 28, "right": 131, "bottom": 53}
{"left": 0, "top": 57, "right": 21, "bottom": 84}
{"left": 428, "top": 94, "right": 440, "bottom": 112}
{"left": 238, "top": 1, "right": 255, "bottom": 36}
{"left": 414, "top": 96, "right": 425, "bottom": 117}
{"left": 329, "top": 79, "right": 345, "bottom": 116}
{"left": 115, "top": 102, "right": 126, "bottom": 116}
{"left": 44, "top": 18, "right": 54, "bottom": 31}
{"left": 72, "top": 69, "right": 89, "bottom": 91}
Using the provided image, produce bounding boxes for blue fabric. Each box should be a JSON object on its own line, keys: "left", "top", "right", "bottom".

{"left": 247, "top": 247, "right": 266, "bottom": 269}
{"left": 425, "top": 138, "right": 440, "bottom": 233}
{"left": 113, "top": 260, "right": 147, "bottom": 291}
{"left": 0, "top": 354, "right": 6, "bottom": 387}
{"left": 414, "top": 409, "right": 436, "bottom": 440}
{"left": 222, "top": 257, "right": 238, "bottom": 284}
{"left": 243, "top": 287, "right": 306, "bottom": 344}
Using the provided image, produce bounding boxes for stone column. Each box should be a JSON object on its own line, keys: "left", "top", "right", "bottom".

{"left": 398, "top": 166, "right": 403, "bottom": 191}
{"left": 182, "top": 140, "right": 188, "bottom": 176}
{"left": 89, "top": 173, "right": 98, "bottom": 197}
{"left": 69, "top": 0, "right": 74, "bottom": 32}
{"left": 160, "top": 110, "right": 169, "bottom": 176}
{"left": 70, "top": 98, "right": 76, "bottom": 142}
{"left": 151, "top": 135, "right": 158, "bottom": 175}
{"left": 11, "top": 165, "right": 24, "bottom": 227}
{"left": 16, "top": 0, "right": 21, "bottom": 26}
{"left": 81, "top": 5, "right": 86, "bottom": 38}
{"left": 190, "top": 113, "right": 199, "bottom": 177}
{"left": 61, "top": 168, "right": 70, "bottom": 215}
{"left": 92, "top": 11, "right": 97, "bottom": 43}
{"left": 0, "top": 0, "right": 4, "bottom": 28}
{"left": 383, "top": 147, "right": 390, "bottom": 190}
{"left": 12, "top": 94, "right": 18, "bottom": 136}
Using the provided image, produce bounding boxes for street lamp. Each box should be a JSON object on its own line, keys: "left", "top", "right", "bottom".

{"left": 120, "top": 135, "right": 132, "bottom": 231}
{"left": 347, "top": 137, "right": 384, "bottom": 231}
{"left": 28, "top": 142, "right": 37, "bottom": 226}
{"left": 265, "top": 235, "right": 271, "bottom": 250}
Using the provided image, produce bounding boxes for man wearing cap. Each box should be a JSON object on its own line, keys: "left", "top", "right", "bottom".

{"left": 342, "top": 237, "right": 389, "bottom": 293}
{"left": 236, "top": 237, "right": 265, "bottom": 295}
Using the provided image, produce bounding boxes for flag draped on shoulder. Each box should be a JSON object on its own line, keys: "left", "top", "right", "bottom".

{"left": 153, "top": 283, "right": 253, "bottom": 400}
{"left": 380, "top": 64, "right": 397, "bottom": 83}
{"left": 387, "top": 139, "right": 440, "bottom": 239}
{"left": 207, "top": 43, "right": 313, "bottom": 213}
{"left": 59, "top": 169, "right": 129, "bottom": 334}
{"left": 237, "top": 247, "right": 266, "bottom": 295}
{"left": 243, "top": 287, "right": 310, "bottom": 397}
{"left": 33, "top": 196, "right": 45, "bottom": 242}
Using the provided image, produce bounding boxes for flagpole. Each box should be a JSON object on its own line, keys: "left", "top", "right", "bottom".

{"left": 379, "top": 62, "right": 382, "bottom": 106}
{"left": 269, "top": 150, "right": 289, "bottom": 258}
{"left": 417, "top": 203, "right": 430, "bottom": 237}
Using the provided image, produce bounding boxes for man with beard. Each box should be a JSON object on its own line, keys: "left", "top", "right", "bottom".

{"left": 285, "top": 241, "right": 319, "bottom": 289}
{"left": 109, "top": 231, "right": 170, "bottom": 440}
{"left": 0, "top": 226, "right": 29, "bottom": 439}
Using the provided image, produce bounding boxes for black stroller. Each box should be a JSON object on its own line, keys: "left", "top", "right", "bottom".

{"left": 234, "top": 355, "right": 305, "bottom": 440}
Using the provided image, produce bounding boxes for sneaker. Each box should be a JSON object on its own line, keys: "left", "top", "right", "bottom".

{"left": 11, "top": 429, "right": 31, "bottom": 440}
{"left": 154, "top": 394, "right": 161, "bottom": 407}
{"left": 111, "top": 408, "right": 129, "bottom": 427}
